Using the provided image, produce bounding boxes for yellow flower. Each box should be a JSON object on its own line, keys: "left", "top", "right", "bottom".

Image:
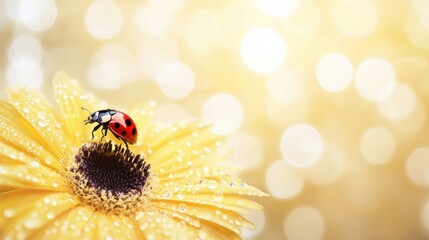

{"left": 0, "top": 72, "right": 267, "bottom": 239}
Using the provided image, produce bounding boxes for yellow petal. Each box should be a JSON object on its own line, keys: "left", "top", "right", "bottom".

{"left": 0, "top": 101, "right": 61, "bottom": 170}
{"left": 95, "top": 212, "right": 140, "bottom": 239}
{"left": 53, "top": 71, "right": 108, "bottom": 146}
{"left": 152, "top": 200, "right": 255, "bottom": 234}
{"left": 0, "top": 163, "right": 67, "bottom": 191}
{"left": 135, "top": 210, "right": 199, "bottom": 239}
{"left": 0, "top": 192, "right": 77, "bottom": 240}
{"left": 8, "top": 87, "right": 73, "bottom": 160}
{"left": 147, "top": 123, "right": 225, "bottom": 172}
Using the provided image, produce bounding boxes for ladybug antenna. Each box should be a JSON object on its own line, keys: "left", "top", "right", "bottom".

{"left": 81, "top": 107, "right": 92, "bottom": 114}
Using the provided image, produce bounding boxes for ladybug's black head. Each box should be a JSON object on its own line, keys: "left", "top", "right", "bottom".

{"left": 82, "top": 107, "right": 96, "bottom": 125}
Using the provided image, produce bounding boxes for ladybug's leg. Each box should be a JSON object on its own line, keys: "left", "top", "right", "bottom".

{"left": 91, "top": 123, "right": 102, "bottom": 140}
{"left": 123, "top": 140, "right": 129, "bottom": 149}
{"left": 100, "top": 124, "right": 109, "bottom": 141}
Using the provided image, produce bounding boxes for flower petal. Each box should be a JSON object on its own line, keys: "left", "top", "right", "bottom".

{"left": 53, "top": 71, "right": 108, "bottom": 146}
{"left": 95, "top": 212, "right": 140, "bottom": 239}
{"left": 0, "top": 191, "right": 77, "bottom": 239}
{"left": 135, "top": 210, "right": 199, "bottom": 239}
{"left": 8, "top": 87, "right": 73, "bottom": 159}
{"left": 0, "top": 101, "right": 61, "bottom": 170}
{"left": 146, "top": 123, "right": 225, "bottom": 173}
{"left": 152, "top": 200, "right": 255, "bottom": 235}
{"left": 0, "top": 162, "right": 67, "bottom": 191}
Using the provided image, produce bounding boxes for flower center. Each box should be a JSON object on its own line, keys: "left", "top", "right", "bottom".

{"left": 68, "top": 141, "right": 153, "bottom": 216}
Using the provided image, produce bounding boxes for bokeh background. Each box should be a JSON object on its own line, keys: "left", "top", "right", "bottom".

{"left": 1, "top": 0, "right": 429, "bottom": 239}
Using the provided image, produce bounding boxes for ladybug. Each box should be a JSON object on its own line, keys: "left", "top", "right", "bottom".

{"left": 82, "top": 107, "right": 138, "bottom": 148}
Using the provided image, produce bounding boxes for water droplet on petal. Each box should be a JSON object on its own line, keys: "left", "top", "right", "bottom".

{"left": 38, "top": 120, "right": 46, "bottom": 128}
{"left": 207, "top": 180, "right": 218, "bottom": 189}
{"left": 179, "top": 203, "right": 187, "bottom": 213}
{"left": 3, "top": 209, "right": 15, "bottom": 218}
{"left": 162, "top": 189, "right": 173, "bottom": 199}
{"left": 198, "top": 230, "right": 208, "bottom": 239}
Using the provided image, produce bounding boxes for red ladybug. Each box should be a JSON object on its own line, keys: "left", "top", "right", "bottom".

{"left": 82, "top": 107, "right": 138, "bottom": 148}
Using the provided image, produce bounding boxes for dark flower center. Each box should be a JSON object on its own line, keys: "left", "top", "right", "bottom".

{"left": 68, "top": 141, "right": 152, "bottom": 215}
{"left": 72, "top": 141, "right": 150, "bottom": 194}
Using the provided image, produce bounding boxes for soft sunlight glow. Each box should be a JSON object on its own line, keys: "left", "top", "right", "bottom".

{"left": 266, "top": 160, "right": 304, "bottom": 199}
{"left": 134, "top": 3, "right": 172, "bottom": 36}
{"left": 184, "top": 10, "right": 222, "bottom": 55}
{"left": 355, "top": 58, "right": 396, "bottom": 101}
{"left": 153, "top": 104, "right": 190, "bottom": 125}
{"left": 332, "top": 0, "right": 378, "bottom": 39}
{"left": 6, "top": 57, "right": 44, "bottom": 89}
{"left": 407, "top": 147, "right": 429, "bottom": 186}
{"left": 85, "top": 0, "right": 123, "bottom": 39}
{"left": 254, "top": 0, "right": 301, "bottom": 18}
{"left": 281, "top": 124, "right": 324, "bottom": 168}
{"left": 422, "top": 201, "right": 429, "bottom": 232}
{"left": 360, "top": 127, "right": 395, "bottom": 165}
{"left": 8, "top": 35, "right": 43, "bottom": 63}
{"left": 284, "top": 207, "right": 325, "bottom": 240}
{"left": 316, "top": 53, "right": 354, "bottom": 92}
{"left": 378, "top": 82, "right": 417, "bottom": 120}
{"left": 154, "top": 61, "right": 195, "bottom": 99}
{"left": 267, "top": 68, "right": 305, "bottom": 103}
{"left": 303, "top": 144, "right": 344, "bottom": 185}
{"left": 19, "top": 0, "right": 57, "bottom": 31}
{"left": 202, "top": 94, "right": 244, "bottom": 135}
{"left": 225, "top": 132, "right": 263, "bottom": 169}
{"left": 88, "top": 45, "right": 136, "bottom": 90}
{"left": 241, "top": 28, "right": 287, "bottom": 73}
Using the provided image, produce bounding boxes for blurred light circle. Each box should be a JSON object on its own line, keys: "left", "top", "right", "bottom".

{"left": 240, "top": 28, "right": 287, "bottom": 73}
{"left": 85, "top": 0, "right": 123, "bottom": 39}
{"left": 316, "top": 53, "right": 354, "bottom": 92}
{"left": 202, "top": 93, "right": 243, "bottom": 135}
{"left": 422, "top": 201, "right": 429, "bottom": 232}
{"left": 378, "top": 82, "right": 416, "bottom": 120}
{"left": 19, "top": 0, "right": 57, "bottom": 31}
{"left": 303, "top": 144, "right": 344, "bottom": 185}
{"left": 154, "top": 61, "right": 195, "bottom": 99}
{"left": 6, "top": 57, "right": 44, "bottom": 89}
{"left": 284, "top": 207, "right": 324, "bottom": 240}
{"left": 267, "top": 68, "right": 305, "bottom": 103}
{"left": 88, "top": 45, "right": 136, "bottom": 90}
{"left": 331, "top": 0, "right": 378, "bottom": 39}
{"left": 225, "top": 132, "right": 263, "bottom": 169}
{"left": 242, "top": 210, "right": 266, "bottom": 239}
{"left": 137, "top": 36, "right": 178, "bottom": 78}
{"left": 153, "top": 104, "right": 190, "bottom": 125}
{"left": 406, "top": 14, "right": 429, "bottom": 50}
{"left": 390, "top": 99, "right": 426, "bottom": 135}
{"left": 282, "top": 0, "right": 321, "bottom": 44}
{"left": 412, "top": 0, "right": 429, "bottom": 15}
{"left": 265, "top": 160, "right": 304, "bottom": 199}
{"left": 254, "top": 0, "right": 302, "bottom": 18}
{"left": 184, "top": 10, "right": 222, "bottom": 55}
{"left": 281, "top": 124, "right": 324, "bottom": 168}
{"left": 360, "top": 127, "right": 395, "bottom": 165}
{"left": 355, "top": 58, "right": 396, "bottom": 101}
{"left": 134, "top": 3, "right": 171, "bottom": 36}
{"left": 149, "top": 0, "right": 188, "bottom": 15}
{"left": 407, "top": 147, "right": 429, "bottom": 186}
{"left": 8, "top": 35, "right": 43, "bottom": 63}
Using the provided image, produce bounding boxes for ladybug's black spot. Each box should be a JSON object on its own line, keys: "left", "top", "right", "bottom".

{"left": 125, "top": 119, "right": 132, "bottom": 126}
{"left": 114, "top": 122, "right": 120, "bottom": 128}
{"left": 132, "top": 127, "right": 136, "bottom": 135}
{"left": 121, "top": 131, "right": 127, "bottom": 136}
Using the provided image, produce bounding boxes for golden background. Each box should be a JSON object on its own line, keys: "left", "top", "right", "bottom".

{"left": 2, "top": 0, "right": 429, "bottom": 239}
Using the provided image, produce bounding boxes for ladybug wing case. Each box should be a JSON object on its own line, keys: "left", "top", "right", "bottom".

{"left": 109, "top": 111, "right": 138, "bottom": 144}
